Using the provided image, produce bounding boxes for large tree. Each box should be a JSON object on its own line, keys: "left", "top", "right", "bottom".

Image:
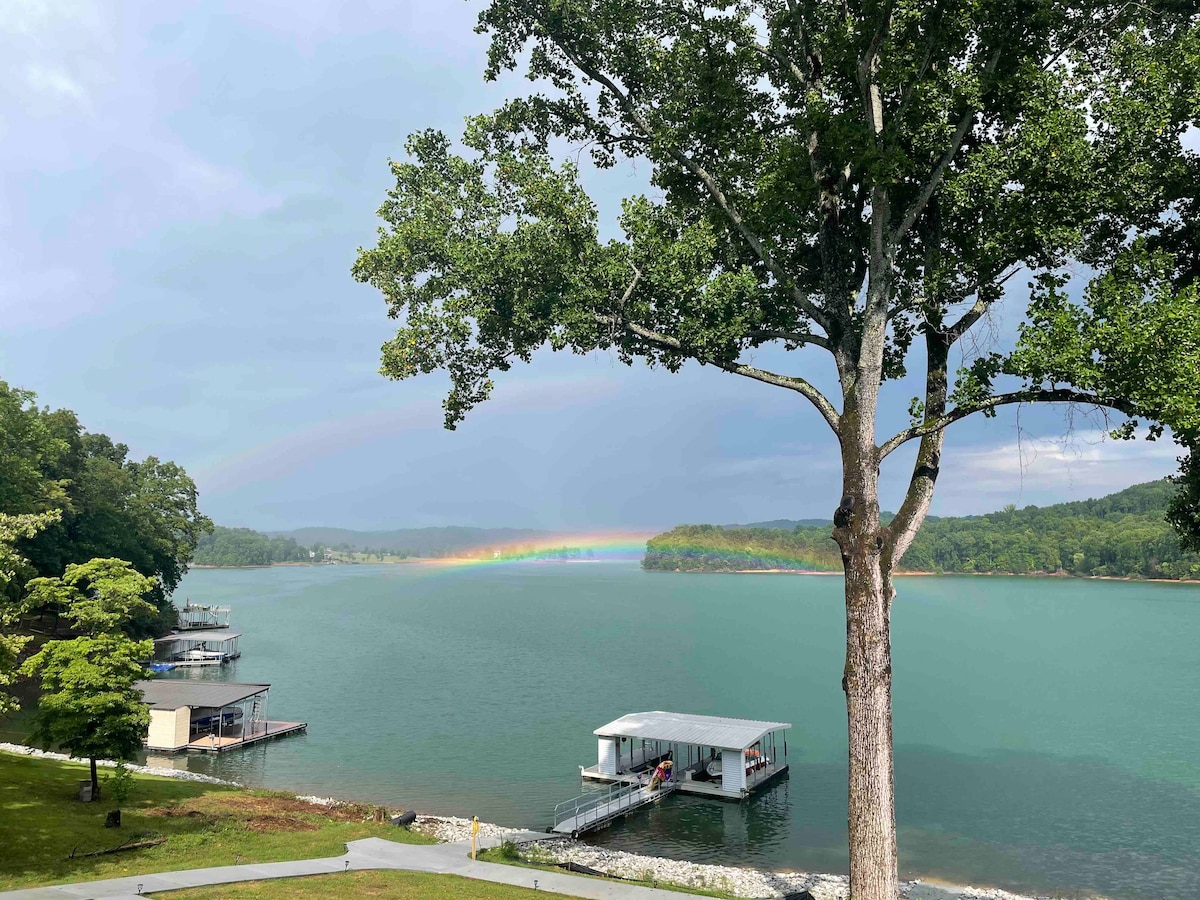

{"left": 354, "top": 3, "right": 1200, "bottom": 897}
{"left": 20, "top": 559, "right": 155, "bottom": 799}
{"left": 0, "top": 510, "right": 60, "bottom": 715}
{"left": 0, "top": 382, "right": 212, "bottom": 629}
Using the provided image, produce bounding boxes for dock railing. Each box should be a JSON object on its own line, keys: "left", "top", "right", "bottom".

{"left": 553, "top": 779, "right": 676, "bottom": 834}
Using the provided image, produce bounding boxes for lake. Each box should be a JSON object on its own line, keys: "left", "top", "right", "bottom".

{"left": 156, "top": 563, "right": 1200, "bottom": 899}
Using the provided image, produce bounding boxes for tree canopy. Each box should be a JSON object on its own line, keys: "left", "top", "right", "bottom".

{"left": 355, "top": 3, "right": 1200, "bottom": 896}
{"left": 192, "top": 526, "right": 315, "bottom": 567}
{"left": 20, "top": 560, "right": 155, "bottom": 797}
{"left": 0, "top": 381, "right": 211, "bottom": 624}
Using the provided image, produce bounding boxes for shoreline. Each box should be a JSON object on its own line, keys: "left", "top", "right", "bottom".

{"left": 189, "top": 561, "right": 1196, "bottom": 583}
{"left": 417, "top": 815, "right": 1061, "bottom": 900}
{"left": 0, "top": 745, "right": 1080, "bottom": 900}
{"left": 657, "top": 567, "right": 1197, "bottom": 584}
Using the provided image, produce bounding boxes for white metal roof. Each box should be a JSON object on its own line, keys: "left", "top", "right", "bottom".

{"left": 594, "top": 711, "right": 791, "bottom": 750}
{"left": 153, "top": 630, "right": 243, "bottom": 644}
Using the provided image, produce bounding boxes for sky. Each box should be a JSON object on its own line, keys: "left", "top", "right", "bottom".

{"left": 0, "top": 1, "right": 1186, "bottom": 532}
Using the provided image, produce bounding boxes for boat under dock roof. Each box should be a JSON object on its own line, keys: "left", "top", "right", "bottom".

{"left": 594, "top": 711, "right": 791, "bottom": 751}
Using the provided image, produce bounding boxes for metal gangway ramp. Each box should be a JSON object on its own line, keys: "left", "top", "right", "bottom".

{"left": 552, "top": 780, "right": 677, "bottom": 836}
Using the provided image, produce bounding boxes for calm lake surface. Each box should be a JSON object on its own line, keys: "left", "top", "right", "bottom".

{"left": 157, "top": 563, "right": 1199, "bottom": 899}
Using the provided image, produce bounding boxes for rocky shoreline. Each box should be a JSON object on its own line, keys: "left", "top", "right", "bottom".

{"left": 413, "top": 814, "right": 1061, "bottom": 900}
{"left": 0, "top": 743, "right": 236, "bottom": 784}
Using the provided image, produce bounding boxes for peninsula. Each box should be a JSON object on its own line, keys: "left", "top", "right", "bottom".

{"left": 643, "top": 480, "right": 1200, "bottom": 580}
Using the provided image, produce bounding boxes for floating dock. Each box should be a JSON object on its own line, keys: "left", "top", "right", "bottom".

{"left": 186, "top": 720, "right": 307, "bottom": 753}
{"left": 554, "top": 711, "right": 791, "bottom": 835}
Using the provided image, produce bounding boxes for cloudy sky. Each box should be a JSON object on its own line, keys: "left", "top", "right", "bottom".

{"left": 0, "top": 1, "right": 1184, "bottom": 531}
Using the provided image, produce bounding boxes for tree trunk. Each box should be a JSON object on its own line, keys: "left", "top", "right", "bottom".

{"left": 836, "top": 436, "right": 899, "bottom": 900}
{"left": 90, "top": 758, "right": 100, "bottom": 801}
{"left": 844, "top": 549, "right": 897, "bottom": 900}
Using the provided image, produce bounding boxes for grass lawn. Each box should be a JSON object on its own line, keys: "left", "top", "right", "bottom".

{"left": 156, "top": 870, "right": 584, "bottom": 898}
{"left": 0, "top": 750, "right": 433, "bottom": 891}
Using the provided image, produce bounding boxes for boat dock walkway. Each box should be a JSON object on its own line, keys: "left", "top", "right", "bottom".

{"left": 552, "top": 780, "right": 678, "bottom": 837}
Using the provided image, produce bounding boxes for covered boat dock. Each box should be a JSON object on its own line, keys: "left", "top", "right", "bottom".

{"left": 153, "top": 630, "right": 242, "bottom": 667}
{"left": 177, "top": 602, "right": 231, "bottom": 631}
{"left": 556, "top": 711, "right": 790, "bottom": 835}
{"left": 137, "top": 680, "right": 306, "bottom": 753}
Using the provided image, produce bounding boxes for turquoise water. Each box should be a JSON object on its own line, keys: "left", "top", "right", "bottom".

{"left": 159, "top": 563, "right": 1200, "bottom": 899}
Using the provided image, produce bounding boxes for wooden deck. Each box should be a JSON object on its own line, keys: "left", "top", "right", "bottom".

{"left": 187, "top": 720, "right": 306, "bottom": 753}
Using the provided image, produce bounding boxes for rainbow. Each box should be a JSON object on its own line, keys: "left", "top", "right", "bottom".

{"left": 416, "top": 531, "right": 655, "bottom": 568}
{"left": 642, "top": 527, "right": 841, "bottom": 572}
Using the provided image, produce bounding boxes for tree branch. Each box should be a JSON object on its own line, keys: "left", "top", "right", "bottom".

{"left": 893, "top": 1, "right": 947, "bottom": 128}
{"left": 782, "top": 0, "right": 816, "bottom": 84}
{"left": 891, "top": 49, "right": 1001, "bottom": 248}
{"left": 877, "top": 388, "right": 1140, "bottom": 460}
{"left": 540, "top": 23, "right": 832, "bottom": 335}
{"left": 1042, "top": 2, "right": 1150, "bottom": 70}
{"left": 748, "top": 329, "right": 831, "bottom": 350}
{"left": 597, "top": 314, "right": 841, "bottom": 432}
{"left": 943, "top": 267, "right": 1020, "bottom": 342}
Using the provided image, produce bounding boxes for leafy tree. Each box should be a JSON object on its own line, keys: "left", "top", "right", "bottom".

{"left": 0, "top": 510, "right": 60, "bottom": 715}
{"left": 23, "top": 559, "right": 158, "bottom": 637}
{"left": 20, "top": 634, "right": 152, "bottom": 800}
{"left": 1168, "top": 452, "right": 1200, "bottom": 551}
{"left": 19, "top": 558, "right": 154, "bottom": 799}
{"left": 355, "top": 3, "right": 1200, "bottom": 895}
{"left": 0, "top": 384, "right": 72, "bottom": 515}
{"left": 0, "top": 382, "right": 211, "bottom": 629}
{"left": 192, "top": 526, "right": 313, "bottom": 567}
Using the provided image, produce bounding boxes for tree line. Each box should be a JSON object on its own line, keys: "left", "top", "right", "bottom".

{"left": 645, "top": 480, "right": 1200, "bottom": 580}
{"left": 1, "top": 380, "right": 210, "bottom": 808}
{"left": 193, "top": 526, "right": 316, "bottom": 566}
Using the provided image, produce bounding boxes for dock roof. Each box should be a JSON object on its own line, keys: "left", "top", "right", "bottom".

{"left": 153, "top": 630, "right": 243, "bottom": 644}
{"left": 136, "top": 680, "right": 268, "bottom": 710}
{"left": 594, "top": 711, "right": 791, "bottom": 750}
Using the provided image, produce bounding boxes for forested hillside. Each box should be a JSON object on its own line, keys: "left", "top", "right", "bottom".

{"left": 273, "top": 525, "right": 545, "bottom": 556}
{"left": 0, "top": 381, "right": 210, "bottom": 628}
{"left": 192, "top": 527, "right": 314, "bottom": 567}
{"left": 644, "top": 481, "right": 1200, "bottom": 580}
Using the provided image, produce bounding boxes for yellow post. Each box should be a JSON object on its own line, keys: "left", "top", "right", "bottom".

{"left": 471, "top": 815, "right": 480, "bottom": 860}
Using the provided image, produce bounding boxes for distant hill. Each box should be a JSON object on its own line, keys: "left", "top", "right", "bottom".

{"left": 270, "top": 526, "right": 548, "bottom": 557}
{"left": 645, "top": 480, "right": 1200, "bottom": 580}
{"left": 725, "top": 518, "right": 832, "bottom": 530}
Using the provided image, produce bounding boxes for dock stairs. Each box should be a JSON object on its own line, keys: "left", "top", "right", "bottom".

{"left": 552, "top": 780, "right": 678, "bottom": 837}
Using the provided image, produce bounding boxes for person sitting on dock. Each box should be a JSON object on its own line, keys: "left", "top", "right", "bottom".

{"left": 648, "top": 759, "right": 673, "bottom": 791}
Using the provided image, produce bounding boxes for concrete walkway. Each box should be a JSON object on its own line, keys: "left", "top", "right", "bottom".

{"left": 1, "top": 832, "right": 714, "bottom": 899}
